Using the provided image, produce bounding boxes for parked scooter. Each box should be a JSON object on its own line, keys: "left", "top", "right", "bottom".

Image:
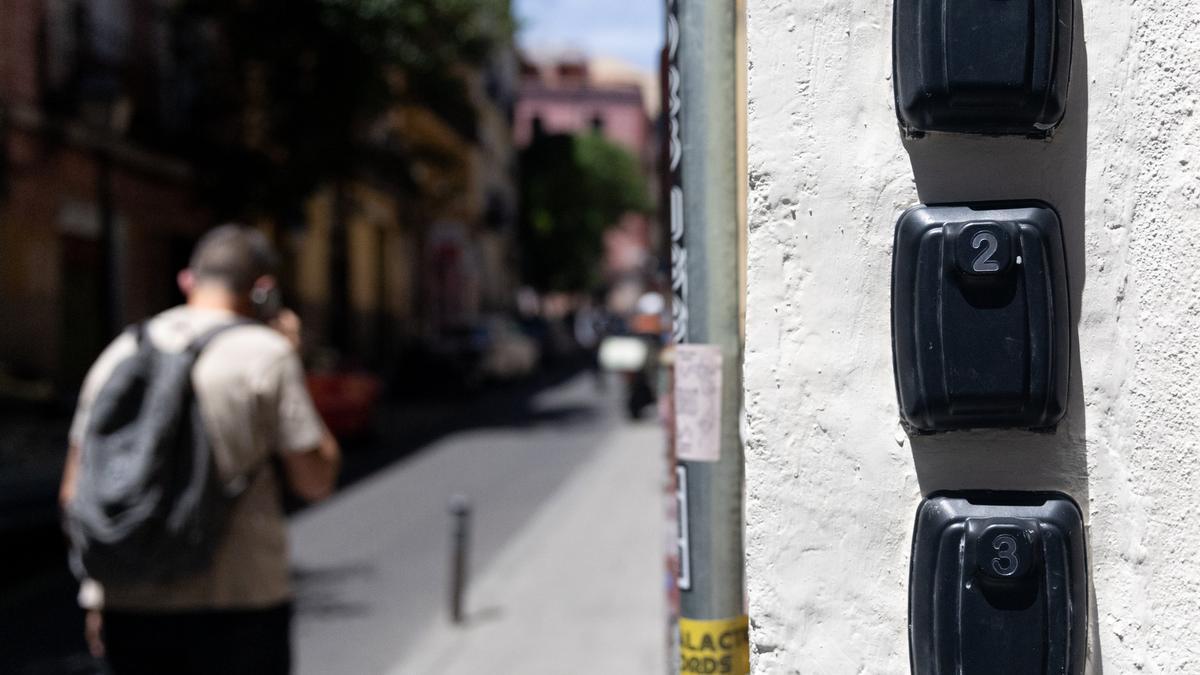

{"left": 598, "top": 334, "right": 658, "bottom": 418}
{"left": 598, "top": 291, "right": 667, "bottom": 419}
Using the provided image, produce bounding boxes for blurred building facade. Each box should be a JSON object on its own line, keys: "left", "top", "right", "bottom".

{"left": 514, "top": 56, "right": 651, "bottom": 159}
{"left": 513, "top": 54, "right": 657, "bottom": 287}
{"left": 0, "top": 0, "right": 519, "bottom": 399}
{"left": 287, "top": 49, "right": 520, "bottom": 378}
{"left": 0, "top": 0, "right": 209, "bottom": 395}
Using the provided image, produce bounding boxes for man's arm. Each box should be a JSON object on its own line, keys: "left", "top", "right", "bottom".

{"left": 60, "top": 443, "right": 82, "bottom": 508}
{"left": 279, "top": 429, "right": 341, "bottom": 503}
{"left": 267, "top": 309, "right": 341, "bottom": 503}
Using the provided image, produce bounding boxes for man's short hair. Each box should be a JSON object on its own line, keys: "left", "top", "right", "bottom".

{"left": 189, "top": 224, "right": 279, "bottom": 294}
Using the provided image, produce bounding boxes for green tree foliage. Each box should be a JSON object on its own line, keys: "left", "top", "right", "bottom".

{"left": 519, "top": 132, "right": 651, "bottom": 291}
{"left": 171, "top": 0, "right": 513, "bottom": 218}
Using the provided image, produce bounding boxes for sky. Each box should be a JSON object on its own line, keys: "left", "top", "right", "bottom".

{"left": 513, "top": 0, "right": 665, "bottom": 73}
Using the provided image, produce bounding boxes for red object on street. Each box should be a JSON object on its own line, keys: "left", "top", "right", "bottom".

{"left": 630, "top": 313, "right": 663, "bottom": 336}
{"left": 306, "top": 372, "right": 382, "bottom": 439}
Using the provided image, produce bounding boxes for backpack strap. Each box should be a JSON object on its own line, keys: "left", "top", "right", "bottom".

{"left": 186, "top": 318, "right": 257, "bottom": 356}
{"left": 185, "top": 317, "right": 266, "bottom": 497}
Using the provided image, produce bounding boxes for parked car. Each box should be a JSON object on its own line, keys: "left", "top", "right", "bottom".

{"left": 518, "top": 315, "right": 578, "bottom": 366}
{"left": 306, "top": 370, "right": 382, "bottom": 440}
{"left": 428, "top": 316, "right": 541, "bottom": 391}
{"left": 478, "top": 317, "right": 540, "bottom": 381}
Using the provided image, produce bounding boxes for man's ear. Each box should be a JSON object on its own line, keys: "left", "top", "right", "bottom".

{"left": 177, "top": 269, "right": 195, "bottom": 296}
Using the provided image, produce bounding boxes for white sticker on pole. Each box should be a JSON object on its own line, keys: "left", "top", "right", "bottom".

{"left": 674, "top": 344, "right": 723, "bottom": 463}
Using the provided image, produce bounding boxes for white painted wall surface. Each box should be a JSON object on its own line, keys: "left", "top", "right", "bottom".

{"left": 744, "top": 1, "right": 1200, "bottom": 672}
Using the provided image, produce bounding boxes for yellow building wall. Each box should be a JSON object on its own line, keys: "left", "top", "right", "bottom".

{"left": 297, "top": 188, "right": 333, "bottom": 309}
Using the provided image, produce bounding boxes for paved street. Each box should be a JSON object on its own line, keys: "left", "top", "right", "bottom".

{"left": 292, "top": 373, "right": 668, "bottom": 674}
{"left": 0, "top": 369, "right": 668, "bottom": 675}
{"left": 388, "top": 418, "right": 668, "bottom": 675}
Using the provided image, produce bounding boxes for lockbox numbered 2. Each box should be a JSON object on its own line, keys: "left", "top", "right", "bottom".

{"left": 891, "top": 202, "right": 1070, "bottom": 432}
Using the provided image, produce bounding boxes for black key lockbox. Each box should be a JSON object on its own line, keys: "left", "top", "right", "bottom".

{"left": 893, "top": 0, "right": 1074, "bottom": 137}
{"left": 891, "top": 202, "right": 1069, "bottom": 432}
{"left": 909, "top": 493, "right": 1088, "bottom": 675}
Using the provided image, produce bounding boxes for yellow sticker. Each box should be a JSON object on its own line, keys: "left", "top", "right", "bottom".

{"left": 679, "top": 615, "right": 750, "bottom": 675}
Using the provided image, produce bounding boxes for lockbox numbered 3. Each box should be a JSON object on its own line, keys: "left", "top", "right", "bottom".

{"left": 909, "top": 493, "right": 1088, "bottom": 675}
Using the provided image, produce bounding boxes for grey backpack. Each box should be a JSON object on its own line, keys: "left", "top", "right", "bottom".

{"left": 66, "top": 320, "right": 252, "bottom": 585}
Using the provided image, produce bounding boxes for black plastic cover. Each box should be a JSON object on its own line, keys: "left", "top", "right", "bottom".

{"left": 892, "top": 202, "right": 1069, "bottom": 432}
{"left": 893, "top": 0, "right": 1074, "bottom": 136}
{"left": 909, "top": 493, "right": 1087, "bottom": 675}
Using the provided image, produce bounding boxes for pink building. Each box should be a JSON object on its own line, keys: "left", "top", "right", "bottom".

{"left": 514, "top": 55, "right": 658, "bottom": 282}
{"left": 513, "top": 57, "right": 651, "bottom": 161}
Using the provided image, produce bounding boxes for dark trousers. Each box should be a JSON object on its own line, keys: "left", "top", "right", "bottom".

{"left": 103, "top": 603, "right": 291, "bottom": 675}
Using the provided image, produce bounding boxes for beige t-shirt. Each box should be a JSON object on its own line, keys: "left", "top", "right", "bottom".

{"left": 68, "top": 305, "right": 326, "bottom": 611}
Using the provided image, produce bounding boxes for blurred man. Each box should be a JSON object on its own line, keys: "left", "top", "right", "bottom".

{"left": 60, "top": 225, "right": 340, "bottom": 675}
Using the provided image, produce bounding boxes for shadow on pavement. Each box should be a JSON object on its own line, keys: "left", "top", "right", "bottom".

{"left": 333, "top": 362, "right": 594, "bottom": 491}
{"left": 291, "top": 561, "right": 376, "bottom": 619}
{"left": 0, "top": 361, "right": 594, "bottom": 674}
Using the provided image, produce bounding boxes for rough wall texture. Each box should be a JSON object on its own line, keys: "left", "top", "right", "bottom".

{"left": 744, "top": 1, "right": 1200, "bottom": 672}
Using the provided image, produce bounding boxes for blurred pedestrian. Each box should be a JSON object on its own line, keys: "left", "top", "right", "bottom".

{"left": 59, "top": 224, "right": 340, "bottom": 675}
{"left": 573, "top": 295, "right": 609, "bottom": 390}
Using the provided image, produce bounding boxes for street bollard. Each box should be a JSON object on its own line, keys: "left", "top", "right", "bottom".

{"left": 448, "top": 494, "right": 471, "bottom": 624}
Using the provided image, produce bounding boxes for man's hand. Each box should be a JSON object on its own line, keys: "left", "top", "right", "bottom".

{"left": 85, "top": 610, "right": 104, "bottom": 658}
{"left": 279, "top": 430, "right": 341, "bottom": 503}
{"left": 60, "top": 443, "right": 81, "bottom": 508}
{"left": 269, "top": 308, "right": 302, "bottom": 350}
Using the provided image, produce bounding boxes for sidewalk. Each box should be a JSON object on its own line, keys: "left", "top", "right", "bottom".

{"left": 0, "top": 404, "right": 70, "bottom": 532}
{"left": 389, "top": 419, "right": 669, "bottom": 675}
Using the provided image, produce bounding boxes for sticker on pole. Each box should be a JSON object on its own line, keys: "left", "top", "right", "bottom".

{"left": 679, "top": 615, "right": 750, "bottom": 675}
{"left": 675, "top": 464, "right": 691, "bottom": 590}
{"left": 674, "top": 344, "right": 723, "bottom": 463}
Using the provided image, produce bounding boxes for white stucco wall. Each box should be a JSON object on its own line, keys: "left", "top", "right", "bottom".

{"left": 744, "top": 1, "right": 1200, "bottom": 672}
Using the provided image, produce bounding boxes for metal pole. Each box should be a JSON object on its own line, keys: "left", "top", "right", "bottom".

{"left": 449, "top": 494, "right": 471, "bottom": 624}
{"left": 672, "top": 0, "right": 746, "bottom": 672}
